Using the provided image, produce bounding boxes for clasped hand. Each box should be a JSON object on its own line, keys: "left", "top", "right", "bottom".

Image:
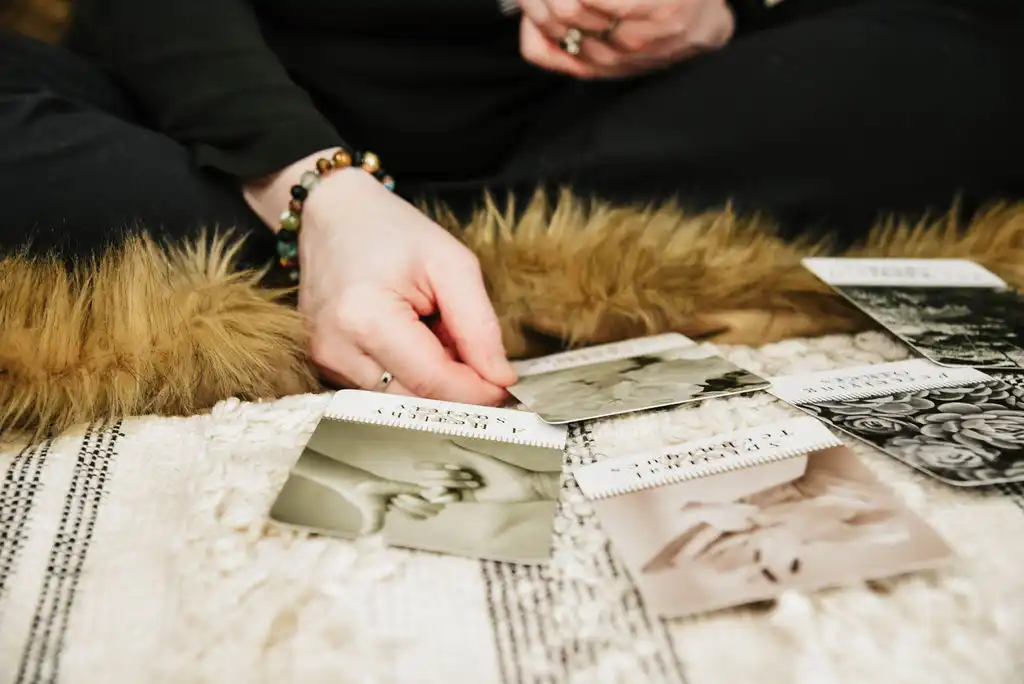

{"left": 519, "top": 0, "right": 735, "bottom": 79}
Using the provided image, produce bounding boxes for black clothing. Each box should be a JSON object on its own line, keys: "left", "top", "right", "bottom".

{"left": 1, "top": 0, "right": 1023, "bottom": 261}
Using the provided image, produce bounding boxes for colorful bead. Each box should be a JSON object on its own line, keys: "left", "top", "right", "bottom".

{"left": 276, "top": 147, "right": 392, "bottom": 284}
{"left": 360, "top": 151, "right": 381, "bottom": 174}
{"left": 333, "top": 150, "right": 352, "bottom": 168}
{"left": 276, "top": 241, "right": 299, "bottom": 260}
{"left": 279, "top": 210, "right": 300, "bottom": 232}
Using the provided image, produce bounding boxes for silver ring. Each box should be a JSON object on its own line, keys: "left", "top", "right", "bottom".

{"left": 560, "top": 27, "right": 583, "bottom": 56}
{"left": 600, "top": 17, "right": 621, "bottom": 41}
{"left": 378, "top": 370, "right": 393, "bottom": 391}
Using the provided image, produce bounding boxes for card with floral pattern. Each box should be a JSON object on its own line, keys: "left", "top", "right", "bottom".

{"left": 770, "top": 359, "right": 1024, "bottom": 487}
{"left": 803, "top": 258, "right": 1024, "bottom": 369}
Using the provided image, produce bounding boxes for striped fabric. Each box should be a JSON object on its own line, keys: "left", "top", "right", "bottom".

{"left": 1, "top": 332, "right": 1023, "bottom": 684}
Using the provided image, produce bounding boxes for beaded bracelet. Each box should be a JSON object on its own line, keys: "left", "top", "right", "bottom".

{"left": 275, "top": 148, "right": 396, "bottom": 282}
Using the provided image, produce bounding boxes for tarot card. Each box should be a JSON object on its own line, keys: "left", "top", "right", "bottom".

{"left": 508, "top": 337, "right": 769, "bottom": 424}
{"left": 770, "top": 359, "right": 1024, "bottom": 486}
{"left": 802, "top": 257, "right": 1024, "bottom": 369}
{"left": 269, "top": 391, "right": 568, "bottom": 563}
{"left": 574, "top": 417, "right": 953, "bottom": 619}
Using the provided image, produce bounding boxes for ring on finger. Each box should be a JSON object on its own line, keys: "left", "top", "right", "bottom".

{"left": 600, "top": 17, "right": 621, "bottom": 41}
{"left": 559, "top": 27, "right": 584, "bottom": 55}
{"left": 377, "top": 370, "right": 394, "bottom": 392}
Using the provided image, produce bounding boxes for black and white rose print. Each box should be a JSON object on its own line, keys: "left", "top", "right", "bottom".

{"left": 801, "top": 374, "right": 1024, "bottom": 485}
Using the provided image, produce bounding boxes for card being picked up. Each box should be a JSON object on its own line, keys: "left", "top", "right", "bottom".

{"left": 507, "top": 334, "right": 769, "bottom": 424}
{"left": 770, "top": 359, "right": 1024, "bottom": 486}
{"left": 269, "top": 391, "right": 568, "bottom": 564}
{"left": 803, "top": 257, "right": 1024, "bottom": 368}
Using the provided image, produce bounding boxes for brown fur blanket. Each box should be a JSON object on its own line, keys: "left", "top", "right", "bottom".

{"left": 3, "top": 192, "right": 1024, "bottom": 438}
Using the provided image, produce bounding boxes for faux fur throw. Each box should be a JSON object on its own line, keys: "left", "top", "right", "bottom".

{"left": 2, "top": 192, "right": 1024, "bottom": 438}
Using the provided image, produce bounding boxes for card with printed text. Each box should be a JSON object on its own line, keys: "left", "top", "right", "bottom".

{"left": 574, "top": 417, "right": 954, "bottom": 618}
{"left": 269, "top": 391, "right": 568, "bottom": 563}
{"left": 770, "top": 359, "right": 1024, "bottom": 486}
{"left": 803, "top": 258, "right": 1024, "bottom": 368}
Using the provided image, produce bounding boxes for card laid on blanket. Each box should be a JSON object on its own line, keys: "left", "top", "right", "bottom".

{"left": 270, "top": 390, "right": 568, "bottom": 563}
{"left": 770, "top": 359, "right": 1024, "bottom": 487}
{"left": 573, "top": 416, "right": 955, "bottom": 619}
{"left": 508, "top": 333, "right": 769, "bottom": 424}
{"left": 802, "top": 258, "right": 1024, "bottom": 369}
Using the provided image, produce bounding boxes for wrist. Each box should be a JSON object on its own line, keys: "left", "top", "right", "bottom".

{"left": 242, "top": 148, "right": 337, "bottom": 232}
{"left": 249, "top": 146, "right": 395, "bottom": 281}
{"left": 301, "top": 165, "right": 383, "bottom": 229}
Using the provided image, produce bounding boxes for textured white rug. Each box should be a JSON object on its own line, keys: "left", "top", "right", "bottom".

{"left": 2, "top": 332, "right": 1024, "bottom": 684}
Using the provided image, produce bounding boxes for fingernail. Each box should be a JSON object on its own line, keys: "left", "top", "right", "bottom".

{"left": 443, "top": 463, "right": 462, "bottom": 471}
{"left": 465, "top": 481, "right": 480, "bottom": 488}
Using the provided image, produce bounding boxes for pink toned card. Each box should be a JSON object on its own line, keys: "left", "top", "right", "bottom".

{"left": 574, "top": 416, "right": 954, "bottom": 618}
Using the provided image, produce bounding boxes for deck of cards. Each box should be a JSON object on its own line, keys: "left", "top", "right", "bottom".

{"left": 267, "top": 257, "right": 1023, "bottom": 621}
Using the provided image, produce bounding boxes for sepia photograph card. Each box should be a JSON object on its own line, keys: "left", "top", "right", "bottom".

{"left": 508, "top": 339, "right": 769, "bottom": 424}
{"left": 771, "top": 359, "right": 1024, "bottom": 486}
{"left": 269, "top": 391, "right": 568, "bottom": 564}
{"left": 575, "top": 417, "right": 954, "bottom": 619}
{"left": 803, "top": 257, "right": 1024, "bottom": 369}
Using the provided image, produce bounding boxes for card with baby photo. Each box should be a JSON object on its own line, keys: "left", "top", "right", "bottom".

{"left": 803, "top": 257, "right": 1024, "bottom": 369}
{"left": 770, "top": 359, "right": 1024, "bottom": 487}
{"left": 574, "top": 416, "right": 953, "bottom": 619}
{"left": 508, "top": 336, "right": 769, "bottom": 424}
{"left": 269, "top": 391, "right": 568, "bottom": 563}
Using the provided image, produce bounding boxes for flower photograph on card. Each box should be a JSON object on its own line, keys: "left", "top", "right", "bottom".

{"left": 801, "top": 375, "right": 1024, "bottom": 485}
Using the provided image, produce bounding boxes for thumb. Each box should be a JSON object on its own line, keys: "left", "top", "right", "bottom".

{"left": 357, "top": 499, "right": 388, "bottom": 536}
{"left": 429, "top": 253, "right": 517, "bottom": 387}
{"left": 354, "top": 482, "right": 423, "bottom": 535}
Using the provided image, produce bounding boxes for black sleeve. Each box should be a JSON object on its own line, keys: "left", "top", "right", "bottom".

{"left": 64, "top": 0, "right": 344, "bottom": 179}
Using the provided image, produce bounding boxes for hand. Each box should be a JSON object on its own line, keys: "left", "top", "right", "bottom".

{"left": 342, "top": 477, "right": 442, "bottom": 535}
{"left": 519, "top": 0, "right": 735, "bottom": 79}
{"left": 244, "top": 152, "right": 517, "bottom": 405}
{"left": 292, "top": 449, "right": 464, "bottom": 534}
{"left": 414, "top": 441, "right": 561, "bottom": 503}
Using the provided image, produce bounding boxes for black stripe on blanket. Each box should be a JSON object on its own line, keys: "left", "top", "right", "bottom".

{"left": 0, "top": 439, "right": 53, "bottom": 614}
{"left": 14, "top": 421, "right": 121, "bottom": 684}
{"left": 997, "top": 481, "right": 1024, "bottom": 514}
{"left": 481, "top": 423, "right": 687, "bottom": 684}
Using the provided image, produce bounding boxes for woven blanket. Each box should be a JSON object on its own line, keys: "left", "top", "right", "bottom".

{"left": 2, "top": 332, "right": 1023, "bottom": 684}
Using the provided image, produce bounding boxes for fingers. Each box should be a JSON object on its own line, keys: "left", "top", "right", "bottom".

{"left": 414, "top": 462, "right": 482, "bottom": 489}
{"left": 322, "top": 290, "right": 508, "bottom": 405}
{"left": 425, "top": 252, "right": 518, "bottom": 388}
{"left": 390, "top": 494, "right": 446, "bottom": 520}
{"left": 310, "top": 338, "right": 415, "bottom": 395}
{"left": 520, "top": 0, "right": 613, "bottom": 37}
{"left": 520, "top": 17, "right": 601, "bottom": 78}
